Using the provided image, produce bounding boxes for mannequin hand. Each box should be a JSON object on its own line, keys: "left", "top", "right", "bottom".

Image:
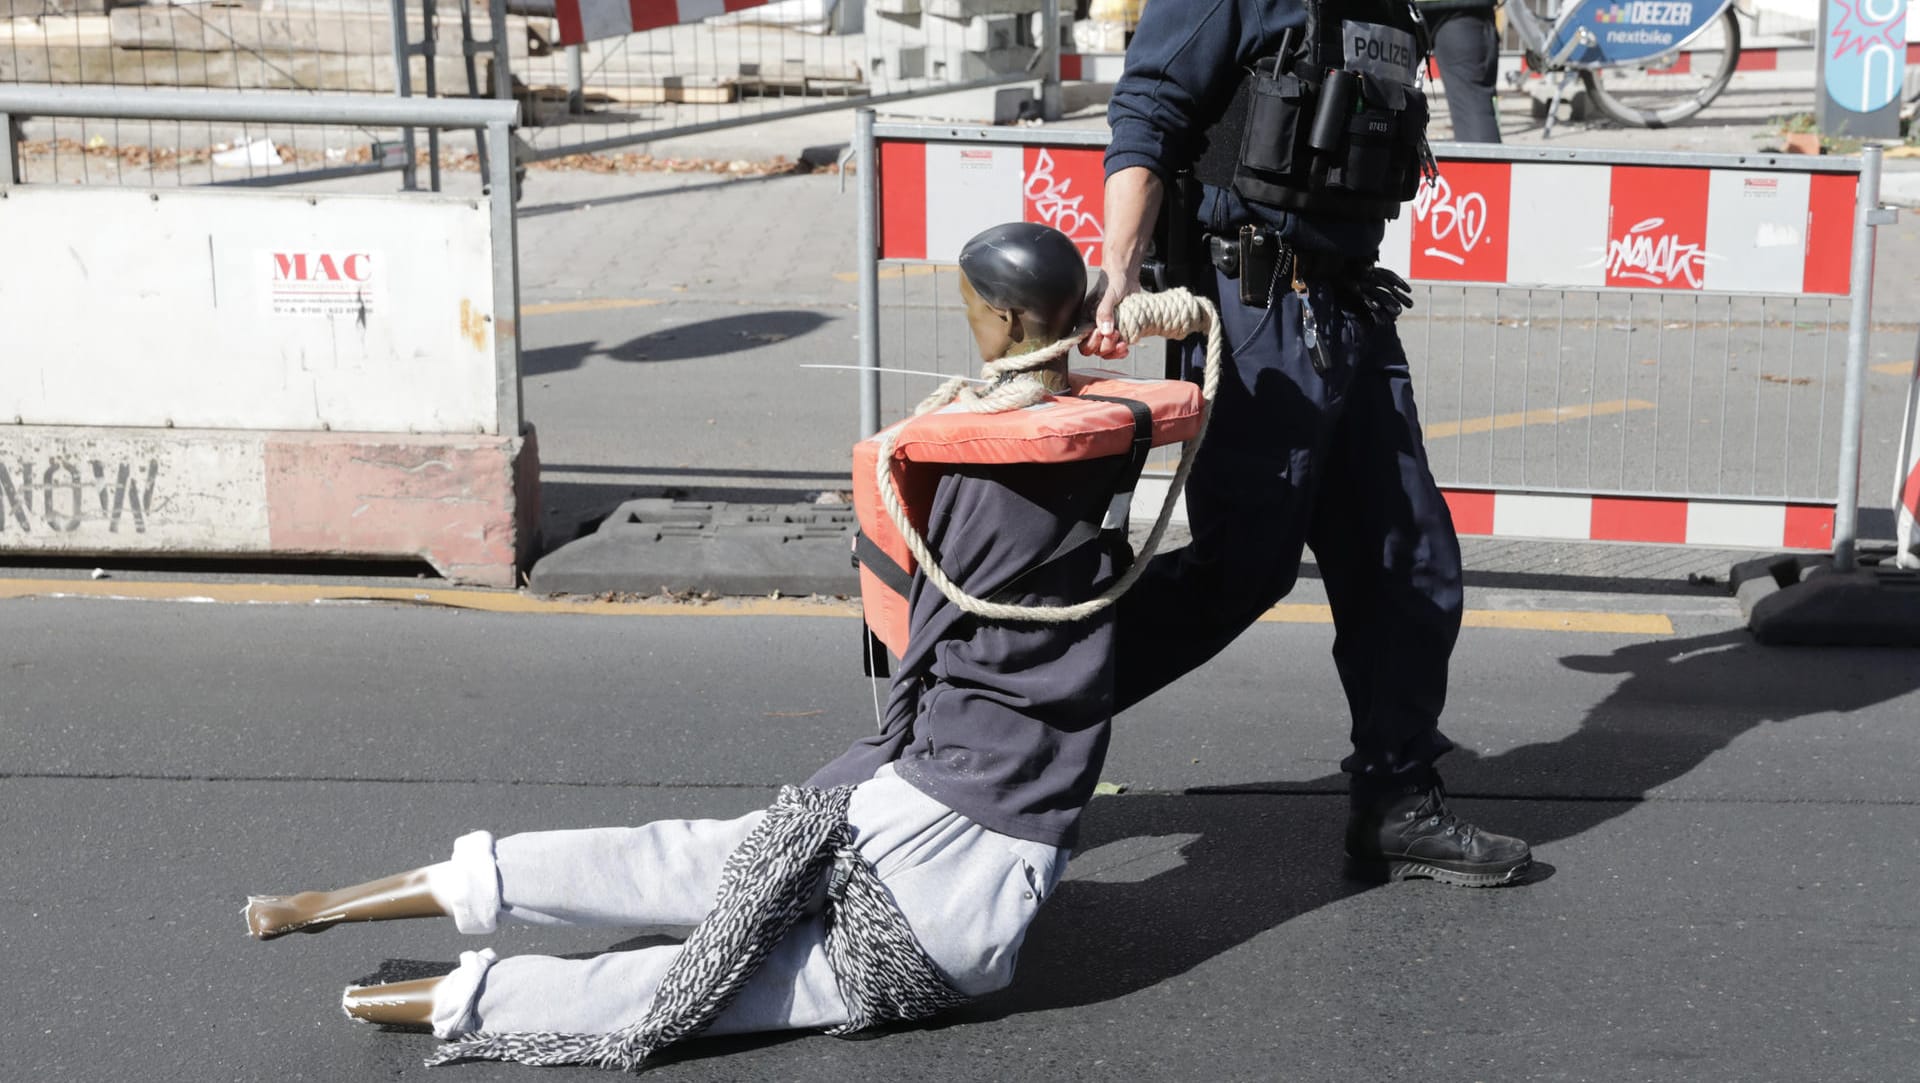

{"left": 1080, "top": 268, "right": 1139, "bottom": 360}
{"left": 1336, "top": 266, "right": 1416, "bottom": 324}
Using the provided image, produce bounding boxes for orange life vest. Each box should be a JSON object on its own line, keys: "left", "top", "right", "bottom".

{"left": 852, "top": 369, "right": 1206, "bottom": 667}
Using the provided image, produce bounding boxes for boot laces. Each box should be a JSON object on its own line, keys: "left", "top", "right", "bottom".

{"left": 1408, "top": 783, "right": 1476, "bottom": 845}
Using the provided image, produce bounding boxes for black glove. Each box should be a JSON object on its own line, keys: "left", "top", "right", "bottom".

{"left": 1337, "top": 266, "right": 1415, "bottom": 323}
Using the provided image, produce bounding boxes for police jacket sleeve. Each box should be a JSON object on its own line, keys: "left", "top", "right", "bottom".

{"left": 1104, "top": 0, "right": 1303, "bottom": 180}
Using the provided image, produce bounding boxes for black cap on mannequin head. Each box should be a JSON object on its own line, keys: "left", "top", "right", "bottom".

{"left": 957, "top": 222, "right": 1088, "bottom": 342}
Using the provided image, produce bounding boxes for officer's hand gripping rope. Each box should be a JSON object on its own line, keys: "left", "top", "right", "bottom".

{"left": 873, "top": 287, "right": 1224, "bottom": 626}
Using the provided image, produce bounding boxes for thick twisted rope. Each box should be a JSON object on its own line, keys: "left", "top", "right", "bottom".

{"left": 874, "top": 287, "right": 1223, "bottom": 625}
{"left": 425, "top": 786, "right": 963, "bottom": 1071}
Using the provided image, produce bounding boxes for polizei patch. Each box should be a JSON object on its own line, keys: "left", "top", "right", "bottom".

{"left": 1342, "top": 20, "right": 1419, "bottom": 86}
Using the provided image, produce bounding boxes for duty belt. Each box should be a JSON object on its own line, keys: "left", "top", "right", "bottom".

{"left": 1205, "top": 225, "right": 1373, "bottom": 289}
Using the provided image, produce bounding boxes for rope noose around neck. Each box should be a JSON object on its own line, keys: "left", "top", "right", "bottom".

{"left": 873, "top": 287, "right": 1224, "bottom": 625}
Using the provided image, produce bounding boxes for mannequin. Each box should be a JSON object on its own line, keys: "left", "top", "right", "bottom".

{"left": 243, "top": 223, "right": 1125, "bottom": 1068}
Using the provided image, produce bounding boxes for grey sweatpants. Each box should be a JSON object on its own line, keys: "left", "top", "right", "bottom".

{"left": 417, "top": 765, "right": 1066, "bottom": 1039}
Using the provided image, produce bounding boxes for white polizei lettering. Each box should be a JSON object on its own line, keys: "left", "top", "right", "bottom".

{"left": 1412, "top": 174, "right": 1487, "bottom": 267}
{"left": 1341, "top": 20, "right": 1419, "bottom": 84}
{"left": 1024, "top": 149, "right": 1105, "bottom": 263}
{"left": 1606, "top": 217, "right": 1709, "bottom": 288}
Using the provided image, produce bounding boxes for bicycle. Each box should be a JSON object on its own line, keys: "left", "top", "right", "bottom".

{"left": 1500, "top": 0, "right": 1746, "bottom": 132}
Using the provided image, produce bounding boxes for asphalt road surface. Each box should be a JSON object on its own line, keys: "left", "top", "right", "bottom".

{"left": 5, "top": 584, "right": 1919, "bottom": 1081}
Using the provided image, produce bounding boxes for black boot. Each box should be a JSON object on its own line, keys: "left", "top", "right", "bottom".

{"left": 1346, "top": 774, "right": 1532, "bottom": 887}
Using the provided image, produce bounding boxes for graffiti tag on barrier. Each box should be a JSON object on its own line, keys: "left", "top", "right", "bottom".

{"left": 1412, "top": 174, "right": 1489, "bottom": 266}
{"left": 1024, "top": 149, "right": 1106, "bottom": 265}
{"left": 0, "top": 459, "right": 161, "bottom": 534}
{"left": 1826, "top": 0, "right": 1907, "bottom": 112}
{"left": 1606, "top": 217, "right": 1709, "bottom": 289}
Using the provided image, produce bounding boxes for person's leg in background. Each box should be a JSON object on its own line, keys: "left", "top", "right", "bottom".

{"left": 1429, "top": 6, "right": 1503, "bottom": 143}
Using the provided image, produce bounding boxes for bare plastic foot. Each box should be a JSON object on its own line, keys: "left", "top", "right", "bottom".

{"left": 342, "top": 977, "right": 440, "bottom": 1029}
{"left": 243, "top": 893, "right": 335, "bottom": 940}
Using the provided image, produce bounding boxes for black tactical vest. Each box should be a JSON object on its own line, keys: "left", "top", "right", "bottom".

{"left": 1195, "top": 0, "right": 1432, "bottom": 221}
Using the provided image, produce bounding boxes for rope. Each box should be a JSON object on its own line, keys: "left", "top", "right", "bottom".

{"left": 874, "top": 287, "right": 1223, "bottom": 626}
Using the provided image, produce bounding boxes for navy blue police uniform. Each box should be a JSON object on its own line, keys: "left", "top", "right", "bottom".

{"left": 1104, "top": 0, "right": 1531, "bottom": 884}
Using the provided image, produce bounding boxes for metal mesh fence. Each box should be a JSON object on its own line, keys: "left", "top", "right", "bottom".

{"left": 515, "top": 2, "right": 1057, "bottom": 163}
{"left": 872, "top": 265, "right": 1857, "bottom": 504}
{"left": 1, "top": 0, "right": 510, "bottom": 186}
{"left": 1408, "top": 286, "right": 1848, "bottom": 503}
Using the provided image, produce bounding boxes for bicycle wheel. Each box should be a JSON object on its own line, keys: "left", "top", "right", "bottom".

{"left": 1579, "top": 7, "right": 1742, "bottom": 129}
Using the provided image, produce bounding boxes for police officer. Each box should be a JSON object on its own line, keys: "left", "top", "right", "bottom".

{"left": 1081, "top": 0, "right": 1532, "bottom": 885}
{"left": 1421, "top": 0, "right": 1502, "bottom": 143}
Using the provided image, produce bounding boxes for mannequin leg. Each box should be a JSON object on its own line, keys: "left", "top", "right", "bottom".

{"left": 342, "top": 976, "right": 440, "bottom": 1029}
{"left": 245, "top": 868, "right": 447, "bottom": 941}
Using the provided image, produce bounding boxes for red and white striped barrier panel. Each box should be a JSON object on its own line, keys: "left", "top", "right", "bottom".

{"left": 1058, "top": 53, "right": 1129, "bottom": 82}
{"left": 1650, "top": 42, "right": 1920, "bottom": 75}
{"left": 1896, "top": 352, "right": 1920, "bottom": 569}
{"left": 1440, "top": 489, "right": 1832, "bottom": 550}
{"left": 1127, "top": 479, "right": 1835, "bottom": 550}
{"left": 873, "top": 132, "right": 1866, "bottom": 551}
{"left": 879, "top": 139, "right": 1110, "bottom": 266}
{"left": 1382, "top": 158, "right": 1858, "bottom": 295}
{"left": 876, "top": 138, "right": 1861, "bottom": 296}
{"left": 553, "top": 0, "right": 772, "bottom": 45}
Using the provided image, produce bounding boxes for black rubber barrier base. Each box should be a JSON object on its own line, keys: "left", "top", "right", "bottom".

{"left": 1731, "top": 552, "right": 1920, "bottom": 646}
{"left": 528, "top": 498, "right": 860, "bottom": 598}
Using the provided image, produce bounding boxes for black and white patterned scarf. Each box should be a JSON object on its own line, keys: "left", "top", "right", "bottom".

{"left": 425, "top": 784, "right": 968, "bottom": 1072}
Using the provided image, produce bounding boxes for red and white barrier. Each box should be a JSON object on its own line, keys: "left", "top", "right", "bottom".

{"left": 1439, "top": 490, "right": 1832, "bottom": 550}
{"left": 876, "top": 138, "right": 1861, "bottom": 296}
{"left": 554, "top": 0, "right": 773, "bottom": 44}
{"left": 1897, "top": 351, "right": 1920, "bottom": 569}
{"left": 871, "top": 128, "right": 1873, "bottom": 552}
{"left": 1058, "top": 52, "right": 1128, "bottom": 82}
{"left": 878, "top": 138, "right": 1109, "bottom": 265}
{"left": 1126, "top": 480, "right": 1835, "bottom": 551}
{"left": 1382, "top": 158, "right": 1857, "bottom": 295}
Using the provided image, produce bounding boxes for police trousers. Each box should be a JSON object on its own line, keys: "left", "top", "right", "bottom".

{"left": 1113, "top": 262, "right": 1462, "bottom": 782}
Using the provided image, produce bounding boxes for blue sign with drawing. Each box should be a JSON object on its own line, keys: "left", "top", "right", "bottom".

{"left": 1823, "top": 0, "right": 1907, "bottom": 113}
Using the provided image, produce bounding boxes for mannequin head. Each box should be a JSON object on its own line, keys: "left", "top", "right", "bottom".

{"left": 956, "top": 223, "right": 1089, "bottom": 386}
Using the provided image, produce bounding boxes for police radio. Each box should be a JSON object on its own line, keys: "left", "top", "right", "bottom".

{"left": 1195, "top": 0, "right": 1435, "bottom": 221}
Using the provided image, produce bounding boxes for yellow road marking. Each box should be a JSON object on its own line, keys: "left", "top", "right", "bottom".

{"left": 832, "top": 264, "right": 955, "bottom": 283}
{"left": 0, "top": 578, "right": 1670, "bottom": 634}
{"left": 1258, "top": 602, "right": 1670, "bottom": 635}
{"left": 1871, "top": 361, "right": 1913, "bottom": 377}
{"left": 0, "top": 578, "right": 857, "bottom": 617}
{"left": 1424, "top": 399, "right": 1655, "bottom": 440}
{"left": 523, "top": 298, "right": 666, "bottom": 317}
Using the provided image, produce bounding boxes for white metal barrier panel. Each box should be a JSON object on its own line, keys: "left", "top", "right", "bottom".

{"left": 1, "top": 188, "right": 499, "bottom": 433}
{"left": 0, "top": 88, "right": 536, "bottom": 586}
{"left": 857, "top": 119, "right": 1899, "bottom": 561}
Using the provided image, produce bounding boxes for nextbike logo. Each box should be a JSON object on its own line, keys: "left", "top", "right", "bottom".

{"left": 1605, "top": 27, "right": 1676, "bottom": 45}
{"left": 1593, "top": 2, "right": 1693, "bottom": 25}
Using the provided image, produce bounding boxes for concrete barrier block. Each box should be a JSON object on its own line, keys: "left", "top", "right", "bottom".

{"left": 0, "top": 425, "right": 538, "bottom": 587}
{"left": 265, "top": 429, "right": 540, "bottom": 588}
{"left": 529, "top": 498, "right": 858, "bottom": 597}
{"left": 1732, "top": 552, "right": 1920, "bottom": 646}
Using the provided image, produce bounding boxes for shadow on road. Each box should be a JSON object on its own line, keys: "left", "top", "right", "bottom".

{"left": 974, "top": 628, "right": 1920, "bottom": 1019}
{"left": 355, "top": 629, "right": 1920, "bottom": 1059}
{"left": 525, "top": 310, "right": 834, "bottom": 374}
